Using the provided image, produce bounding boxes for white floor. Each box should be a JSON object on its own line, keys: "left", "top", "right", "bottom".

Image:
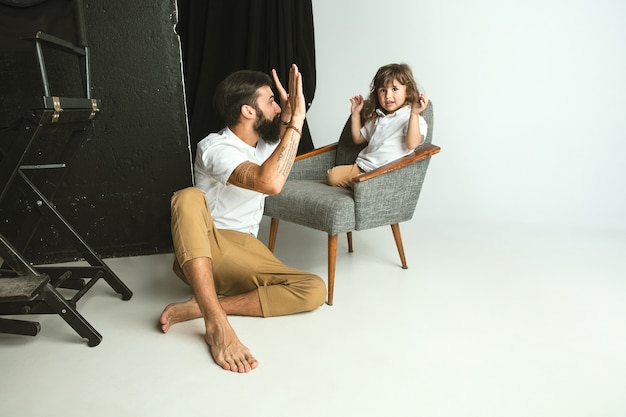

{"left": 1, "top": 217, "right": 625, "bottom": 417}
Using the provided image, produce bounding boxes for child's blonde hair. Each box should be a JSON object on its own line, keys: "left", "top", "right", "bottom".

{"left": 362, "top": 63, "right": 420, "bottom": 123}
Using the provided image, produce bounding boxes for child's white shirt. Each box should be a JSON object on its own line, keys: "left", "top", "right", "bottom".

{"left": 356, "top": 105, "right": 428, "bottom": 172}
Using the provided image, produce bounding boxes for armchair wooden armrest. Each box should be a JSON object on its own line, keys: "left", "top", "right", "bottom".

{"left": 295, "top": 143, "right": 338, "bottom": 161}
{"left": 352, "top": 144, "right": 441, "bottom": 183}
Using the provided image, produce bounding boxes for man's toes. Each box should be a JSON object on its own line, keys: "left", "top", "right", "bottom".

{"left": 238, "top": 360, "right": 252, "bottom": 373}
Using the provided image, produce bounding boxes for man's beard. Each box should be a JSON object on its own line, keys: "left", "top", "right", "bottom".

{"left": 254, "top": 112, "right": 281, "bottom": 145}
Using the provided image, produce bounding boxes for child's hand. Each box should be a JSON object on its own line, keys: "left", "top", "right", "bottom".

{"left": 412, "top": 93, "right": 429, "bottom": 115}
{"left": 350, "top": 95, "right": 364, "bottom": 115}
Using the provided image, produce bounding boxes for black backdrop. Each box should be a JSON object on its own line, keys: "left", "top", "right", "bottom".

{"left": 176, "top": 0, "right": 317, "bottom": 157}
{"left": 0, "top": 0, "right": 191, "bottom": 263}
{"left": 0, "top": 0, "right": 316, "bottom": 264}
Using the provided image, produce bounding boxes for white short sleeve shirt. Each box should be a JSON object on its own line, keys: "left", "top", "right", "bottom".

{"left": 356, "top": 105, "right": 428, "bottom": 172}
{"left": 193, "top": 127, "right": 278, "bottom": 236}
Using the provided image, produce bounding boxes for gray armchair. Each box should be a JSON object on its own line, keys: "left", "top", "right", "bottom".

{"left": 264, "top": 101, "right": 439, "bottom": 305}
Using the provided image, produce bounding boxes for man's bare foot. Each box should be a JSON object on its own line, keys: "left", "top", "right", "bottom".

{"left": 206, "top": 321, "right": 259, "bottom": 373}
{"left": 159, "top": 297, "right": 202, "bottom": 333}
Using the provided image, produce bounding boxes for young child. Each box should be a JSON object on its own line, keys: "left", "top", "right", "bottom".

{"left": 326, "top": 63, "right": 429, "bottom": 188}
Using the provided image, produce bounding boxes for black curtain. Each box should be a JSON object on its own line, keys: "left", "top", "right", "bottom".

{"left": 176, "top": 0, "right": 316, "bottom": 157}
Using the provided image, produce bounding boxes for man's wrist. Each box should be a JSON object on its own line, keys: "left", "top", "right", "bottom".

{"left": 286, "top": 124, "right": 302, "bottom": 137}
{"left": 289, "top": 114, "right": 305, "bottom": 126}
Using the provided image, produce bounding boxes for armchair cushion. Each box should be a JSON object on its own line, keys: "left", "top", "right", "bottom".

{"left": 264, "top": 180, "right": 355, "bottom": 235}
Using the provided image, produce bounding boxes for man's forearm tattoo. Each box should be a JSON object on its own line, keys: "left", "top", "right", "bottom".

{"left": 276, "top": 130, "right": 300, "bottom": 176}
{"left": 235, "top": 162, "right": 256, "bottom": 188}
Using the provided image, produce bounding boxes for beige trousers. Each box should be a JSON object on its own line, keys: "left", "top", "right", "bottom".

{"left": 326, "top": 163, "right": 364, "bottom": 188}
{"left": 170, "top": 187, "right": 326, "bottom": 317}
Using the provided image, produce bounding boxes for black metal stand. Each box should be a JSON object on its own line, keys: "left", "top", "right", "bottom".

{"left": 0, "top": 232, "right": 108, "bottom": 347}
{"left": 0, "top": 10, "right": 132, "bottom": 346}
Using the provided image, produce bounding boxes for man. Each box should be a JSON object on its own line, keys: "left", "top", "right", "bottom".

{"left": 159, "top": 64, "right": 326, "bottom": 373}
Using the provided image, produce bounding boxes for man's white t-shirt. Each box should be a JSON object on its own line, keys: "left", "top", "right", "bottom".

{"left": 356, "top": 105, "right": 428, "bottom": 172}
{"left": 194, "top": 127, "right": 278, "bottom": 237}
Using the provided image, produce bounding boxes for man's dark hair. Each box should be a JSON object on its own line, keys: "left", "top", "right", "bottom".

{"left": 213, "top": 70, "right": 273, "bottom": 126}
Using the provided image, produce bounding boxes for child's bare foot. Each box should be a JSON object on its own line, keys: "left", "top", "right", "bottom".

{"left": 159, "top": 297, "right": 202, "bottom": 333}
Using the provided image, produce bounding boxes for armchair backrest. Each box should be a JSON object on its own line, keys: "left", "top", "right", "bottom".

{"left": 334, "top": 100, "right": 434, "bottom": 166}
{"left": 334, "top": 118, "right": 366, "bottom": 166}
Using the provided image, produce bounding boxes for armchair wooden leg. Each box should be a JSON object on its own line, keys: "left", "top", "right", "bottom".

{"left": 347, "top": 231, "right": 353, "bottom": 253}
{"left": 268, "top": 218, "right": 279, "bottom": 252}
{"left": 327, "top": 234, "right": 337, "bottom": 305}
{"left": 390, "top": 223, "right": 408, "bottom": 269}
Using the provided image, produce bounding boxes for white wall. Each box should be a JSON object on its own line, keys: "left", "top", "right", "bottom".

{"left": 307, "top": 0, "right": 626, "bottom": 231}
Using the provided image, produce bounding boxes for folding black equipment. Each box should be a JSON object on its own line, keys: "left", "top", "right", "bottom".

{"left": 0, "top": 0, "right": 132, "bottom": 346}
